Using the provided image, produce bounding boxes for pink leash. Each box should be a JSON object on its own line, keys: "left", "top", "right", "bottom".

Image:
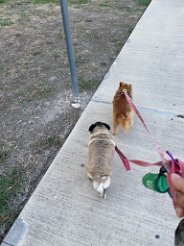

{"left": 123, "top": 90, "right": 165, "bottom": 162}
{"left": 115, "top": 90, "right": 184, "bottom": 201}
{"left": 115, "top": 145, "right": 163, "bottom": 170}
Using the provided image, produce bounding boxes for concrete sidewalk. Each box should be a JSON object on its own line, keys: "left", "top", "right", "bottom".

{"left": 2, "top": 0, "right": 184, "bottom": 245}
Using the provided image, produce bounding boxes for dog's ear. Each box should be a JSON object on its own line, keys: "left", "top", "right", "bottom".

{"left": 102, "top": 123, "right": 110, "bottom": 130}
{"left": 128, "top": 84, "right": 132, "bottom": 90}
{"left": 89, "top": 124, "right": 96, "bottom": 133}
{"left": 119, "top": 81, "right": 124, "bottom": 87}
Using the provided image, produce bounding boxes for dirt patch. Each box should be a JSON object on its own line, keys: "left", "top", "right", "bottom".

{"left": 0, "top": 0, "right": 150, "bottom": 241}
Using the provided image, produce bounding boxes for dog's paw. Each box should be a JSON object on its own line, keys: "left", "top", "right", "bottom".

{"left": 102, "top": 192, "right": 107, "bottom": 199}
{"left": 87, "top": 172, "right": 93, "bottom": 180}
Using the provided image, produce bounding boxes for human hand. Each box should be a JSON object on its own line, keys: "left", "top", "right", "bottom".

{"left": 171, "top": 173, "right": 184, "bottom": 217}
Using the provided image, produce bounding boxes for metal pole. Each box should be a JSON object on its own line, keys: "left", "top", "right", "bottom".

{"left": 59, "top": 0, "right": 80, "bottom": 108}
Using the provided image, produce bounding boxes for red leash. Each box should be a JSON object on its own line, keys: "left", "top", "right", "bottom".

{"left": 115, "top": 145, "right": 131, "bottom": 171}
{"left": 115, "top": 89, "right": 166, "bottom": 170}
{"left": 115, "top": 90, "right": 184, "bottom": 201}
{"left": 123, "top": 90, "right": 165, "bottom": 162}
{"left": 115, "top": 145, "right": 162, "bottom": 171}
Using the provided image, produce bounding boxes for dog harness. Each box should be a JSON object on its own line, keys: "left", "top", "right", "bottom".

{"left": 88, "top": 138, "right": 115, "bottom": 147}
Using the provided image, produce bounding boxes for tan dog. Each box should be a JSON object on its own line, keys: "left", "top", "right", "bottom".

{"left": 87, "top": 122, "right": 115, "bottom": 198}
{"left": 112, "top": 81, "right": 133, "bottom": 135}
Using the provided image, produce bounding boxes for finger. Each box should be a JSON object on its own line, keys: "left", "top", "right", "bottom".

{"left": 173, "top": 201, "right": 184, "bottom": 217}
{"left": 171, "top": 173, "right": 184, "bottom": 193}
{"left": 175, "top": 206, "right": 184, "bottom": 217}
{"left": 175, "top": 191, "right": 184, "bottom": 210}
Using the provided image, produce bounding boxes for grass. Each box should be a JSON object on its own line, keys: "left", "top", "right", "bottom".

{"left": 100, "top": 61, "right": 108, "bottom": 67}
{"left": 138, "top": 0, "right": 151, "bottom": 6}
{"left": 75, "top": 55, "right": 85, "bottom": 65}
{"left": 79, "top": 78, "right": 100, "bottom": 91}
{"left": 0, "top": 0, "right": 5, "bottom": 3}
{"left": 32, "top": 50, "right": 42, "bottom": 56}
{"left": 14, "top": 33, "right": 21, "bottom": 37}
{"left": 31, "top": 0, "right": 58, "bottom": 4}
{"left": 98, "top": 1, "right": 133, "bottom": 12}
{"left": 128, "top": 26, "right": 134, "bottom": 34}
{"left": 98, "top": 2, "right": 109, "bottom": 8}
{"left": 0, "top": 141, "right": 12, "bottom": 163}
{"left": 32, "top": 135, "right": 61, "bottom": 150}
{"left": 0, "top": 19, "right": 13, "bottom": 27}
{"left": 99, "top": 0, "right": 151, "bottom": 9}
{"left": 0, "top": 167, "right": 28, "bottom": 230}
{"left": 68, "top": 0, "right": 90, "bottom": 4}
{"left": 19, "top": 83, "right": 53, "bottom": 103}
{"left": 58, "top": 31, "right": 63, "bottom": 39}
{"left": 20, "top": 11, "right": 29, "bottom": 18}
